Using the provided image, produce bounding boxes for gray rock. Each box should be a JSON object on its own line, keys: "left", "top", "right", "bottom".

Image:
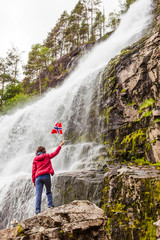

{"left": 0, "top": 200, "right": 108, "bottom": 240}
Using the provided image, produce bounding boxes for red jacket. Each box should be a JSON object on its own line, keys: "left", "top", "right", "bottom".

{"left": 32, "top": 146, "right": 61, "bottom": 183}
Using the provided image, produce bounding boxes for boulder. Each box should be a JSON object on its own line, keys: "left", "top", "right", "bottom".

{"left": 0, "top": 200, "right": 108, "bottom": 240}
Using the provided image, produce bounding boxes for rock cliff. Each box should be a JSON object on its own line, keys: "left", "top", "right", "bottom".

{"left": 97, "top": 1, "right": 160, "bottom": 164}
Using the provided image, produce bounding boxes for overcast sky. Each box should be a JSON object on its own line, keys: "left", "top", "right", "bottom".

{"left": 0, "top": 0, "right": 121, "bottom": 65}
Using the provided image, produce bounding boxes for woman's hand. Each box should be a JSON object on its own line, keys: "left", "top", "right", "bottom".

{"left": 60, "top": 140, "right": 64, "bottom": 147}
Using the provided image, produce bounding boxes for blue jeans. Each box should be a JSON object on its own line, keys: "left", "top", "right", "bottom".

{"left": 35, "top": 174, "right": 54, "bottom": 214}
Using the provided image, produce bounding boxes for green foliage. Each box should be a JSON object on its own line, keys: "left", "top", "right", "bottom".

{"left": 120, "top": 0, "right": 137, "bottom": 14}
{"left": 42, "top": 77, "right": 50, "bottom": 91}
{"left": 3, "top": 83, "right": 23, "bottom": 100}
{"left": 6, "top": 47, "right": 21, "bottom": 81}
{"left": 2, "top": 93, "right": 29, "bottom": 113}
{"left": 106, "top": 12, "right": 120, "bottom": 31}
{"left": 24, "top": 44, "right": 51, "bottom": 94}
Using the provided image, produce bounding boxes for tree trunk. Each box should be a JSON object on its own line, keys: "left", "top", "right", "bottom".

{"left": 38, "top": 71, "right": 41, "bottom": 95}
{"left": 14, "top": 59, "right": 18, "bottom": 81}
{"left": 103, "top": 6, "right": 105, "bottom": 36}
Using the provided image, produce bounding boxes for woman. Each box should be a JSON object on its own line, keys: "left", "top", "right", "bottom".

{"left": 32, "top": 141, "right": 64, "bottom": 214}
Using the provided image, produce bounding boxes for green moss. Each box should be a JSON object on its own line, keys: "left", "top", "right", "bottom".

{"left": 142, "top": 110, "right": 152, "bottom": 117}
{"left": 16, "top": 224, "right": 24, "bottom": 237}
{"left": 139, "top": 98, "right": 155, "bottom": 110}
{"left": 120, "top": 49, "right": 132, "bottom": 57}
{"left": 111, "top": 202, "right": 126, "bottom": 213}
{"left": 101, "top": 176, "right": 159, "bottom": 240}
{"left": 105, "top": 218, "right": 111, "bottom": 236}
{"left": 121, "top": 128, "right": 146, "bottom": 151}
{"left": 139, "top": 218, "right": 156, "bottom": 240}
{"left": 68, "top": 232, "right": 74, "bottom": 238}
{"left": 130, "top": 157, "right": 150, "bottom": 165}
{"left": 121, "top": 88, "right": 126, "bottom": 93}
{"left": 106, "top": 107, "right": 113, "bottom": 126}
{"left": 63, "top": 68, "right": 69, "bottom": 74}
{"left": 153, "top": 118, "right": 160, "bottom": 123}
{"left": 75, "top": 134, "right": 85, "bottom": 143}
{"left": 127, "top": 101, "right": 136, "bottom": 106}
{"left": 48, "top": 65, "right": 54, "bottom": 72}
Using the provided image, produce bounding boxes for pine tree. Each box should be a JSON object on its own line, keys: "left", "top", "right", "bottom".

{"left": 6, "top": 47, "right": 21, "bottom": 81}
{"left": 24, "top": 44, "right": 51, "bottom": 95}
{"left": 93, "top": 10, "right": 105, "bottom": 39}
{"left": 80, "top": 19, "right": 89, "bottom": 43}
{"left": 66, "top": 1, "right": 85, "bottom": 49}
{"left": 106, "top": 12, "right": 120, "bottom": 31}
{"left": 45, "top": 11, "right": 69, "bottom": 59}
{"left": 0, "top": 58, "right": 12, "bottom": 106}
{"left": 83, "top": 0, "right": 102, "bottom": 40}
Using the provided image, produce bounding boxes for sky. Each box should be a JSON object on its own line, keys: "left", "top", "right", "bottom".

{"left": 0, "top": 0, "right": 121, "bottom": 66}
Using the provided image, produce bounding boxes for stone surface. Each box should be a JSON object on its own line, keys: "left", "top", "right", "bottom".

{"left": 52, "top": 170, "right": 105, "bottom": 208}
{"left": 0, "top": 200, "right": 108, "bottom": 240}
{"left": 97, "top": 21, "right": 160, "bottom": 163}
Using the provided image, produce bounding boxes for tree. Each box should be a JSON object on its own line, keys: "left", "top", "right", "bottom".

{"left": 66, "top": 1, "right": 86, "bottom": 49}
{"left": 83, "top": 0, "right": 102, "bottom": 40}
{"left": 45, "top": 11, "right": 69, "bottom": 58}
{"left": 6, "top": 47, "right": 21, "bottom": 81}
{"left": 24, "top": 44, "right": 51, "bottom": 95}
{"left": 3, "top": 83, "right": 23, "bottom": 100}
{"left": 0, "top": 58, "right": 12, "bottom": 107}
{"left": 93, "top": 9, "right": 105, "bottom": 39}
{"left": 119, "top": 0, "right": 137, "bottom": 14}
{"left": 106, "top": 12, "right": 120, "bottom": 31}
{"left": 80, "top": 19, "right": 89, "bottom": 43}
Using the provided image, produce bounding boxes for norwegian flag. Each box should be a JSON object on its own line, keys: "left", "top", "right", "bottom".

{"left": 51, "top": 122, "right": 63, "bottom": 134}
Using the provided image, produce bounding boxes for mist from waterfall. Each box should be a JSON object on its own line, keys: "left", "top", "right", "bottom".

{"left": 0, "top": 0, "right": 153, "bottom": 228}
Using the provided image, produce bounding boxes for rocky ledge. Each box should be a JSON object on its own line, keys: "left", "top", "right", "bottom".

{"left": 0, "top": 200, "right": 108, "bottom": 240}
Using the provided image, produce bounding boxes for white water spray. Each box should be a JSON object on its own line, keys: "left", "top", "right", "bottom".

{"left": 0, "top": 0, "right": 153, "bottom": 228}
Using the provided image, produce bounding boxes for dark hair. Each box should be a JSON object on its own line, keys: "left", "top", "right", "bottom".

{"left": 36, "top": 146, "right": 46, "bottom": 155}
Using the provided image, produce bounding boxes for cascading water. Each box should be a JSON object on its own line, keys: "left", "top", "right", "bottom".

{"left": 0, "top": 0, "right": 153, "bottom": 229}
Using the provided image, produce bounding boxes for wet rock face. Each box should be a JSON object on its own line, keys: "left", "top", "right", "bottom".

{"left": 0, "top": 200, "right": 108, "bottom": 240}
{"left": 52, "top": 170, "right": 105, "bottom": 208}
{"left": 101, "top": 165, "right": 160, "bottom": 240}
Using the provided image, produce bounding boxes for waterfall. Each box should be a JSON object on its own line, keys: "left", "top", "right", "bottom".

{"left": 0, "top": 0, "right": 153, "bottom": 229}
